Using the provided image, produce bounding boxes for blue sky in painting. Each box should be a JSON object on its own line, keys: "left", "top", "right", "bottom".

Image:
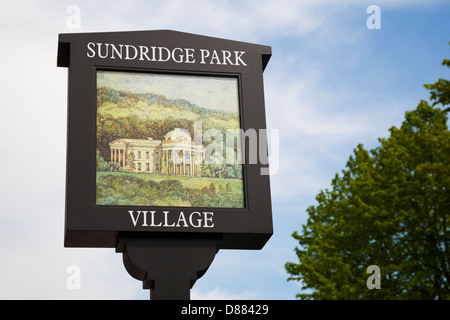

{"left": 97, "top": 70, "right": 240, "bottom": 113}
{"left": 0, "top": 0, "right": 449, "bottom": 299}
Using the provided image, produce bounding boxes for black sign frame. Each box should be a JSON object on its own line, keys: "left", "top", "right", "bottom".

{"left": 58, "top": 30, "right": 272, "bottom": 250}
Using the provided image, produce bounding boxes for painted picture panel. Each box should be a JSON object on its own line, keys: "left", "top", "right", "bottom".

{"left": 96, "top": 70, "right": 245, "bottom": 208}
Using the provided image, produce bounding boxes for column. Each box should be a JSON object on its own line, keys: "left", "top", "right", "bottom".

{"left": 173, "top": 151, "right": 176, "bottom": 175}
{"left": 182, "top": 150, "right": 186, "bottom": 176}
{"left": 165, "top": 150, "right": 169, "bottom": 175}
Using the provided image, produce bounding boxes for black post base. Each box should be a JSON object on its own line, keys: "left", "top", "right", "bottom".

{"left": 116, "top": 233, "right": 222, "bottom": 300}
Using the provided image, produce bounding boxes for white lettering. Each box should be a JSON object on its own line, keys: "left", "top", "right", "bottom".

{"left": 149, "top": 210, "right": 162, "bottom": 227}
{"left": 172, "top": 47, "right": 184, "bottom": 63}
{"left": 129, "top": 210, "right": 215, "bottom": 229}
{"left": 367, "top": 5, "right": 381, "bottom": 30}
{"left": 129, "top": 210, "right": 141, "bottom": 227}
{"left": 260, "top": 129, "right": 280, "bottom": 176}
{"left": 234, "top": 51, "right": 247, "bottom": 66}
{"left": 141, "top": 210, "right": 148, "bottom": 226}
{"left": 110, "top": 44, "right": 123, "bottom": 59}
{"left": 66, "top": 265, "right": 81, "bottom": 290}
{"left": 185, "top": 48, "right": 195, "bottom": 63}
{"left": 203, "top": 128, "right": 224, "bottom": 164}
{"left": 66, "top": 5, "right": 81, "bottom": 30}
{"left": 203, "top": 212, "right": 214, "bottom": 228}
{"left": 222, "top": 50, "right": 233, "bottom": 65}
{"left": 181, "top": 304, "right": 215, "bottom": 317}
{"left": 151, "top": 46, "right": 157, "bottom": 61}
{"left": 189, "top": 211, "right": 202, "bottom": 228}
{"left": 97, "top": 43, "right": 109, "bottom": 59}
{"left": 158, "top": 47, "right": 171, "bottom": 62}
{"left": 85, "top": 43, "right": 249, "bottom": 67}
{"left": 366, "top": 265, "right": 381, "bottom": 289}
{"left": 139, "top": 45, "right": 151, "bottom": 61}
{"left": 200, "top": 49, "right": 210, "bottom": 64}
{"left": 176, "top": 211, "right": 189, "bottom": 227}
{"left": 87, "top": 42, "right": 96, "bottom": 58}
{"left": 210, "top": 50, "right": 222, "bottom": 65}
{"left": 125, "top": 45, "right": 138, "bottom": 60}
{"left": 163, "top": 211, "right": 175, "bottom": 227}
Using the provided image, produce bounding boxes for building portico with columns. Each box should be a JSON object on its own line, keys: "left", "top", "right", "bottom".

{"left": 109, "top": 128, "right": 203, "bottom": 176}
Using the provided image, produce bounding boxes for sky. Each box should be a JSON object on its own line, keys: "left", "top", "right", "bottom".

{"left": 0, "top": 0, "right": 449, "bottom": 300}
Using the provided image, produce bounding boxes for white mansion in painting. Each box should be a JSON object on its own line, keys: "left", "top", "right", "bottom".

{"left": 109, "top": 128, "right": 203, "bottom": 176}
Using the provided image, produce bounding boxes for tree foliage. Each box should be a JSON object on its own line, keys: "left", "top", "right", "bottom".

{"left": 424, "top": 46, "right": 450, "bottom": 111}
{"left": 285, "top": 48, "right": 450, "bottom": 300}
{"left": 96, "top": 173, "right": 243, "bottom": 208}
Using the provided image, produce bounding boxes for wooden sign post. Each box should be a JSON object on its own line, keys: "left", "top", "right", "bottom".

{"left": 58, "top": 30, "right": 272, "bottom": 299}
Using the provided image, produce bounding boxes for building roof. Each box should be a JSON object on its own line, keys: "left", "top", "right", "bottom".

{"left": 109, "top": 138, "right": 162, "bottom": 148}
{"left": 109, "top": 129, "right": 203, "bottom": 151}
{"left": 164, "top": 128, "right": 192, "bottom": 142}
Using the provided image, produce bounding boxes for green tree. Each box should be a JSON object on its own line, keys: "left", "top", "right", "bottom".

{"left": 126, "top": 152, "right": 135, "bottom": 172}
{"left": 424, "top": 46, "right": 450, "bottom": 111}
{"left": 208, "top": 183, "right": 216, "bottom": 196}
{"left": 285, "top": 51, "right": 450, "bottom": 300}
{"left": 96, "top": 150, "right": 108, "bottom": 171}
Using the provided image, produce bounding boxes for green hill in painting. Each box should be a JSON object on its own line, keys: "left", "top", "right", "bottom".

{"left": 97, "top": 87, "right": 241, "bottom": 161}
